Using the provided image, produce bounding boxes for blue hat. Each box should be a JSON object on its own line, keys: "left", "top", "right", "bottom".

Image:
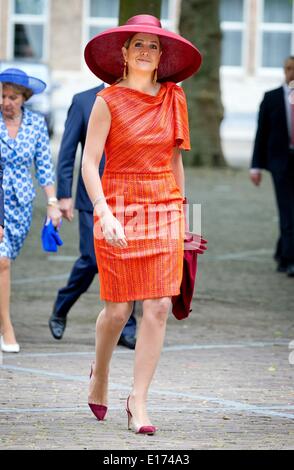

{"left": 0, "top": 68, "right": 46, "bottom": 94}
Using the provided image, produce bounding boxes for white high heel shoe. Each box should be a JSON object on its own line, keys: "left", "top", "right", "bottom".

{"left": 0, "top": 336, "right": 20, "bottom": 353}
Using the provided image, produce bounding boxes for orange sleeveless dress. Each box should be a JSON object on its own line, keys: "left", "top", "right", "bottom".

{"left": 94, "top": 81, "right": 190, "bottom": 302}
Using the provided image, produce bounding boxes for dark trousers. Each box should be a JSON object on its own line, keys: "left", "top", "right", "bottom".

{"left": 53, "top": 210, "right": 136, "bottom": 336}
{"left": 271, "top": 156, "right": 294, "bottom": 265}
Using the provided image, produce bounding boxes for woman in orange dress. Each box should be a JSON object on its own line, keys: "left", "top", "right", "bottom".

{"left": 82, "top": 14, "right": 202, "bottom": 434}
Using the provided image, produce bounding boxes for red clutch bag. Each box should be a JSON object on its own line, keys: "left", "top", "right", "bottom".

{"left": 171, "top": 199, "right": 208, "bottom": 321}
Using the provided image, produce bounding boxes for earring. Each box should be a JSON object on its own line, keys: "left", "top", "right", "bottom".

{"left": 123, "top": 61, "right": 128, "bottom": 80}
{"left": 153, "top": 68, "right": 158, "bottom": 84}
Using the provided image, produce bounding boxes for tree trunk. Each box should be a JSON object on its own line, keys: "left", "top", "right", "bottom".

{"left": 179, "top": 0, "right": 226, "bottom": 167}
{"left": 119, "top": 0, "right": 161, "bottom": 25}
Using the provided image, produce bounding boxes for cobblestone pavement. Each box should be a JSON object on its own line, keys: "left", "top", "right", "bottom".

{"left": 1, "top": 166, "right": 294, "bottom": 450}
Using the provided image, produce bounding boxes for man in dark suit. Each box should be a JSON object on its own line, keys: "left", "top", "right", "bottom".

{"left": 48, "top": 85, "right": 137, "bottom": 348}
{"left": 250, "top": 56, "right": 294, "bottom": 277}
{"left": 0, "top": 162, "right": 4, "bottom": 242}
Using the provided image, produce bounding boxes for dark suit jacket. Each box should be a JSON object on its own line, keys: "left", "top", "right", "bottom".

{"left": 0, "top": 161, "right": 4, "bottom": 227}
{"left": 251, "top": 87, "right": 291, "bottom": 173}
{"left": 56, "top": 85, "right": 105, "bottom": 211}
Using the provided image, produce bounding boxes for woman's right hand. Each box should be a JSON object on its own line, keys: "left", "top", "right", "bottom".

{"left": 47, "top": 205, "right": 62, "bottom": 228}
{"left": 96, "top": 206, "right": 127, "bottom": 248}
{"left": 0, "top": 226, "right": 4, "bottom": 243}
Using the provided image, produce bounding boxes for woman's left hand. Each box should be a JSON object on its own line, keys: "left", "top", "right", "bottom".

{"left": 0, "top": 226, "right": 4, "bottom": 243}
{"left": 47, "top": 205, "right": 62, "bottom": 227}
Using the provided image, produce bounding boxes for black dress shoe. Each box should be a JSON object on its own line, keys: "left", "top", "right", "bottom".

{"left": 49, "top": 315, "right": 66, "bottom": 340}
{"left": 287, "top": 264, "right": 294, "bottom": 277}
{"left": 117, "top": 335, "right": 136, "bottom": 350}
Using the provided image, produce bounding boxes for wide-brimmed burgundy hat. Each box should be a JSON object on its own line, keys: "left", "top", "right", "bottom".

{"left": 84, "top": 14, "right": 202, "bottom": 84}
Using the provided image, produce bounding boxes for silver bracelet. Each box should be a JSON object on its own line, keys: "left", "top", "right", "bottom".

{"left": 93, "top": 196, "right": 106, "bottom": 208}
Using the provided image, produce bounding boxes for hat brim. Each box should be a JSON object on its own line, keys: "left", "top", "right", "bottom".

{"left": 0, "top": 72, "right": 46, "bottom": 94}
{"left": 85, "top": 25, "right": 202, "bottom": 84}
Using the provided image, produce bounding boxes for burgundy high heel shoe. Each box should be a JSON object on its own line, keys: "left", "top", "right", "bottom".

{"left": 88, "top": 363, "right": 108, "bottom": 421}
{"left": 126, "top": 396, "right": 156, "bottom": 435}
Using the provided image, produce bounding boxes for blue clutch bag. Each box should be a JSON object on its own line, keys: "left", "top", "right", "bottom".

{"left": 41, "top": 217, "right": 63, "bottom": 252}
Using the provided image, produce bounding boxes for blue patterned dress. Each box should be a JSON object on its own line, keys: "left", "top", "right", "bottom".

{"left": 0, "top": 160, "right": 4, "bottom": 227}
{"left": 0, "top": 108, "right": 55, "bottom": 259}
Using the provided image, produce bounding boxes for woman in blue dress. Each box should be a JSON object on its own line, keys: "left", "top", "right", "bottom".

{"left": 0, "top": 160, "right": 4, "bottom": 242}
{"left": 0, "top": 68, "right": 61, "bottom": 353}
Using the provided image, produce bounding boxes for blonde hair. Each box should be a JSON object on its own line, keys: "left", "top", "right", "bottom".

{"left": 124, "top": 35, "right": 162, "bottom": 50}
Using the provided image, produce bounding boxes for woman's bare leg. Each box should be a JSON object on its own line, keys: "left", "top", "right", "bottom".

{"left": 0, "top": 257, "right": 16, "bottom": 344}
{"left": 128, "top": 297, "right": 170, "bottom": 428}
{"left": 88, "top": 300, "right": 134, "bottom": 405}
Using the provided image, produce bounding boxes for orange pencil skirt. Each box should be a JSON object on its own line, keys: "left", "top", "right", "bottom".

{"left": 94, "top": 171, "right": 184, "bottom": 302}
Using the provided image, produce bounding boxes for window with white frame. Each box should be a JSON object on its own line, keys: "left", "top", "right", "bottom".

{"left": 220, "top": 0, "right": 245, "bottom": 67}
{"left": 86, "top": 0, "right": 172, "bottom": 41}
{"left": 259, "top": 0, "right": 294, "bottom": 68}
{"left": 10, "top": 0, "right": 48, "bottom": 61}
